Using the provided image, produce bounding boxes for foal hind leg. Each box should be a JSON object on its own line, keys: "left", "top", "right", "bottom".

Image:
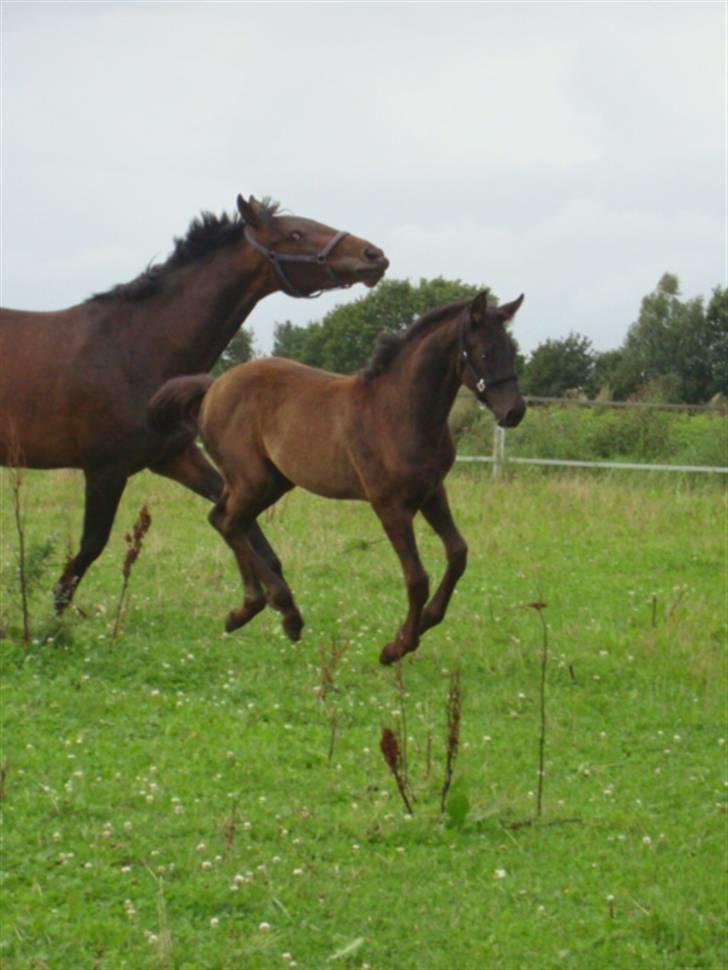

{"left": 54, "top": 466, "right": 128, "bottom": 612}
{"left": 209, "top": 478, "right": 302, "bottom": 639}
{"left": 417, "top": 484, "right": 468, "bottom": 635}
{"left": 209, "top": 494, "right": 267, "bottom": 633}
{"left": 150, "top": 443, "right": 284, "bottom": 580}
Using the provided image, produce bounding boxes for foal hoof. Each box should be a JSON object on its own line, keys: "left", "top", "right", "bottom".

{"left": 225, "top": 609, "right": 244, "bottom": 634}
{"left": 282, "top": 611, "right": 304, "bottom": 642}
{"left": 379, "top": 642, "right": 401, "bottom": 666}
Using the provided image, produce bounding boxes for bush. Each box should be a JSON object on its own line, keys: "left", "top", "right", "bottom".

{"left": 450, "top": 396, "right": 727, "bottom": 468}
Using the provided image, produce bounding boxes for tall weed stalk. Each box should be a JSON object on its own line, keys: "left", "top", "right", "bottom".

{"left": 111, "top": 504, "right": 151, "bottom": 642}
{"left": 5, "top": 425, "right": 30, "bottom": 645}
{"left": 440, "top": 668, "right": 462, "bottom": 814}
{"left": 379, "top": 726, "right": 413, "bottom": 815}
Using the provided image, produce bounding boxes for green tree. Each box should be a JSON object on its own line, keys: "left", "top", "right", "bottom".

{"left": 521, "top": 332, "right": 595, "bottom": 397}
{"left": 704, "top": 285, "right": 728, "bottom": 397}
{"left": 591, "top": 349, "right": 625, "bottom": 398}
{"left": 272, "top": 277, "right": 501, "bottom": 374}
{"left": 611, "top": 273, "right": 722, "bottom": 403}
{"left": 213, "top": 326, "right": 255, "bottom": 375}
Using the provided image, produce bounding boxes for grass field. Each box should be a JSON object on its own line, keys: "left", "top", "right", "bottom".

{"left": 0, "top": 466, "right": 726, "bottom": 969}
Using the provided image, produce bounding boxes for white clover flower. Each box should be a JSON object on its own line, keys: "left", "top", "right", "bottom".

{"left": 259, "top": 921, "right": 271, "bottom": 933}
{"left": 494, "top": 868, "right": 507, "bottom": 879}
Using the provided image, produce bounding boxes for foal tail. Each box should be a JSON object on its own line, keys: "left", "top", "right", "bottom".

{"left": 147, "top": 374, "right": 215, "bottom": 437}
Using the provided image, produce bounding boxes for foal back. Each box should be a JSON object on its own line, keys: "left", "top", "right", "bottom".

{"left": 200, "top": 358, "right": 368, "bottom": 501}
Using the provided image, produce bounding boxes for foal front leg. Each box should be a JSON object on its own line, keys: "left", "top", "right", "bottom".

{"left": 418, "top": 484, "right": 468, "bottom": 635}
{"left": 374, "top": 504, "right": 429, "bottom": 665}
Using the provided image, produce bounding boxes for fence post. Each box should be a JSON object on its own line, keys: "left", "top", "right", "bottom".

{"left": 492, "top": 424, "right": 506, "bottom": 480}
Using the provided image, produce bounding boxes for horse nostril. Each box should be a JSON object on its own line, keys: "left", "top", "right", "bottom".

{"left": 364, "top": 246, "right": 384, "bottom": 262}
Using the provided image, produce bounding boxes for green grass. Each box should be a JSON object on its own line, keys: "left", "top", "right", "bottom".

{"left": 1, "top": 468, "right": 726, "bottom": 969}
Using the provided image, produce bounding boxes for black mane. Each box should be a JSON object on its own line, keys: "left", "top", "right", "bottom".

{"left": 362, "top": 299, "right": 471, "bottom": 380}
{"left": 90, "top": 199, "right": 279, "bottom": 303}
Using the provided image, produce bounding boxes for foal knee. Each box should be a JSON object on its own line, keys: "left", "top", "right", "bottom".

{"left": 409, "top": 570, "right": 430, "bottom": 608}
{"left": 450, "top": 540, "right": 468, "bottom": 578}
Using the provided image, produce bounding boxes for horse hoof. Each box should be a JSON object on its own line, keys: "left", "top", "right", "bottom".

{"left": 52, "top": 581, "right": 74, "bottom": 615}
{"left": 283, "top": 612, "right": 304, "bottom": 642}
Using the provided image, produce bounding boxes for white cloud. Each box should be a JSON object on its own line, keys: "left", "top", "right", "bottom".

{"left": 1, "top": 0, "right": 724, "bottom": 359}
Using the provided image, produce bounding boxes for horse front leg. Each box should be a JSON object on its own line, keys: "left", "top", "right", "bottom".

{"left": 374, "top": 504, "right": 429, "bottom": 665}
{"left": 54, "top": 467, "right": 128, "bottom": 612}
{"left": 417, "top": 484, "right": 468, "bottom": 635}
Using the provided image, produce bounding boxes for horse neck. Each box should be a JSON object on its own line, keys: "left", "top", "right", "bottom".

{"left": 143, "top": 244, "right": 274, "bottom": 376}
{"left": 378, "top": 314, "right": 463, "bottom": 438}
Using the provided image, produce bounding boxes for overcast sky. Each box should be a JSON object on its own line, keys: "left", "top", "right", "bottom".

{"left": 1, "top": 1, "right": 725, "bottom": 358}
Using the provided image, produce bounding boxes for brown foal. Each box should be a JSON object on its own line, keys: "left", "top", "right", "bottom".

{"left": 148, "top": 291, "right": 525, "bottom": 663}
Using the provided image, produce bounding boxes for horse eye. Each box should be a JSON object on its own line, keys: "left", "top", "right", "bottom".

{"left": 289, "top": 230, "right": 303, "bottom": 241}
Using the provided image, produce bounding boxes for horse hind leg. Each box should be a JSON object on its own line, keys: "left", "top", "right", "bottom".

{"left": 54, "top": 467, "right": 128, "bottom": 612}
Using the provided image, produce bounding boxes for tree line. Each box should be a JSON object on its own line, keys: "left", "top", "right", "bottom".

{"left": 219, "top": 272, "right": 727, "bottom": 405}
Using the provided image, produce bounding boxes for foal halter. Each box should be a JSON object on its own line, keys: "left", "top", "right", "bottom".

{"left": 243, "top": 222, "right": 350, "bottom": 299}
{"left": 457, "top": 309, "right": 517, "bottom": 395}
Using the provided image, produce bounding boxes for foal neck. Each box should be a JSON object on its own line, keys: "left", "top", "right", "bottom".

{"left": 378, "top": 311, "right": 464, "bottom": 432}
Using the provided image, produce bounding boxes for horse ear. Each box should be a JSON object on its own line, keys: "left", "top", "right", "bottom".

{"left": 237, "top": 194, "right": 261, "bottom": 228}
{"left": 470, "top": 291, "right": 489, "bottom": 325}
{"left": 498, "top": 294, "right": 525, "bottom": 321}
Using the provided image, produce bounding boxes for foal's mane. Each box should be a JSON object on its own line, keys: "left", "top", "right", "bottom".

{"left": 362, "top": 299, "right": 471, "bottom": 380}
{"left": 90, "top": 198, "right": 280, "bottom": 302}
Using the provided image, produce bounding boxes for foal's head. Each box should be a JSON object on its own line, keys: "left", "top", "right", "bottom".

{"left": 458, "top": 292, "right": 526, "bottom": 428}
{"left": 237, "top": 195, "right": 389, "bottom": 297}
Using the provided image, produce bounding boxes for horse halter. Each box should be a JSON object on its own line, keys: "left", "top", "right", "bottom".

{"left": 243, "top": 222, "right": 350, "bottom": 299}
{"left": 458, "top": 308, "right": 517, "bottom": 395}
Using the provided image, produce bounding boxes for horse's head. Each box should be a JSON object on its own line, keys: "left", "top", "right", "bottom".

{"left": 458, "top": 292, "right": 526, "bottom": 428}
{"left": 237, "top": 195, "right": 389, "bottom": 299}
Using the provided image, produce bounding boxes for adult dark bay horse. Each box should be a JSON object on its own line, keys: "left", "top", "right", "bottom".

{"left": 0, "top": 194, "right": 388, "bottom": 610}
{"left": 148, "top": 291, "right": 525, "bottom": 664}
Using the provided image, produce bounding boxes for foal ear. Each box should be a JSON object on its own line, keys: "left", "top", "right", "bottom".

{"left": 498, "top": 294, "right": 525, "bottom": 321}
{"left": 236, "top": 193, "right": 262, "bottom": 228}
{"left": 470, "top": 291, "right": 489, "bottom": 325}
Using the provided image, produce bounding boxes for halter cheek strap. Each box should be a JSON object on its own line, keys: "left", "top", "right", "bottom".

{"left": 243, "top": 224, "right": 350, "bottom": 299}
{"left": 457, "top": 310, "right": 516, "bottom": 395}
